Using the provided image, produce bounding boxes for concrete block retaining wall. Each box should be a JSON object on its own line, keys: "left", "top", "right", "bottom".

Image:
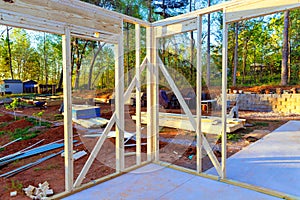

{"left": 227, "top": 94, "right": 300, "bottom": 114}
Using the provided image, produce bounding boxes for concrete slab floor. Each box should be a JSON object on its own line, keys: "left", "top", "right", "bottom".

{"left": 64, "top": 163, "right": 279, "bottom": 200}
{"left": 207, "top": 120, "right": 300, "bottom": 198}
{"left": 63, "top": 120, "right": 300, "bottom": 200}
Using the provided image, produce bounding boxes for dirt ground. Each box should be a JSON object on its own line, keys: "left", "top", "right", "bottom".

{"left": 0, "top": 102, "right": 300, "bottom": 199}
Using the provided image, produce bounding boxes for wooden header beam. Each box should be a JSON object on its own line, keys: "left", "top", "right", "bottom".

{"left": 0, "top": 0, "right": 121, "bottom": 34}
{"left": 0, "top": 0, "right": 150, "bottom": 43}
{"left": 155, "top": 18, "right": 197, "bottom": 38}
{"left": 154, "top": 0, "right": 300, "bottom": 38}
{"left": 226, "top": 0, "right": 300, "bottom": 22}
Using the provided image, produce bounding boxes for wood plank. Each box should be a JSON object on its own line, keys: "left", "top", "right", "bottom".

{"left": 155, "top": 18, "right": 197, "bottom": 38}
{"left": 196, "top": 15, "right": 203, "bottom": 173}
{"left": 146, "top": 27, "right": 153, "bottom": 162}
{"left": 226, "top": 0, "right": 300, "bottom": 23}
{"left": 69, "top": 0, "right": 150, "bottom": 27}
{"left": 132, "top": 112, "right": 245, "bottom": 134}
{"left": 153, "top": 38, "right": 159, "bottom": 162}
{"left": 221, "top": 8, "right": 228, "bottom": 179}
{"left": 135, "top": 24, "right": 142, "bottom": 166}
{"left": 62, "top": 28, "right": 73, "bottom": 192}
{"left": 115, "top": 35, "right": 125, "bottom": 173}
{"left": 0, "top": 0, "right": 122, "bottom": 34}
{"left": 0, "top": 9, "right": 119, "bottom": 43}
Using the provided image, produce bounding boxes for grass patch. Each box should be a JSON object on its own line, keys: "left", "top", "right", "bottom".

{"left": 227, "top": 133, "right": 242, "bottom": 141}
{"left": 0, "top": 131, "right": 5, "bottom": 136}
{"left": 0, "top": 122, "right": 8, "bottom": 128}
{"left": 54, "top": 114, "right": 63, "bottom": 120}
{"left": 218, "top": 133, "right": 242, "bottom": 142}
{"left": 4, "top": 180, "right": 23, "bottom": 192}
{"left": 25, "top": 117, "right": 51, "bottom": 128}
{"left": 9, "top": 128, "right": 39, "bottom": 140}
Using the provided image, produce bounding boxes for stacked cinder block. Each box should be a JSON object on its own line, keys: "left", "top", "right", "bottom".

{"left": 227, "top": 94, "right": 300, "bottom": 114}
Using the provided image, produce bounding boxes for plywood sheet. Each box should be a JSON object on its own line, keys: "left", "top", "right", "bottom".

{"left": 132, "top": 112, "right": 245, "bottom": 134}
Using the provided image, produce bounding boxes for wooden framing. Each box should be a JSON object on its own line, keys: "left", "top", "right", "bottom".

{"left": 135, "top": 24, "right": 142, "bottom": 165}
{"left": 1, "top": 0, "right": 300, "bottom": 197}
{"left": 62, "top": 27, "right": 73, "bottom": 191}
{"left": 196, "top": 15, "right": 203, "bottom": 173}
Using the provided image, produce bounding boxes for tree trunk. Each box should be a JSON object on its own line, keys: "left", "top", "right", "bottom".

{"left": 281, "top": 11, "right": 289, "bottom": 86}
{"left": 6, "top": 27, "right": 13, "bottom": 79}
{"left": 148, "top": 0, "right": 152, "bottom": 22}
{"left": 242, "top": 40, "right": 248, "bottom": 84}
{"left": 74, "top": 39, "right": 89, "bottom": 89}
{"left": 44, "top": 33, "right": 49, "bottom": 91}
{"left": 189, "top": 0, "right": 194, "bottom": 85}
{"left": 206, "top": 0, "right": 211, "bottom": 87}
{"left": 88, "top": 42, "right": 105, "bottom": 90}
{"left": 58, "top": 68, "right": 63, "bottom": 90}
{"left": 232, "top": 22, "right": 239, "bottom": 86}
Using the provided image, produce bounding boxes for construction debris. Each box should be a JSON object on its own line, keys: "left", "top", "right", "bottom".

{"left": 0, "top": 140, "right": 76, "bottom": 167}
{"left": 0, "top": 143, "right": 64, "bottom": 167}
{"left": 10, "top": 191, "right": 17, "bottom": 197}
{"left": 23, "top": 181, "right": 54, "bottom": 200}
{"left": 73, "top": 150, "right": 87, "bottom": 160}
{"left": 243, "top": 130, "right": 270, "bottom": 142}
{"left": 0, "top": 137, "right": 22, "bottom": 149}
{"left": 0, "top": 150, "right": 63, "bottom": 178}
{"left": 73, "top": 117, "right": 109, "bottom": 129}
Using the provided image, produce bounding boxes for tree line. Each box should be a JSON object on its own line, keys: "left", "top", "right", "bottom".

{"left": 0, "top": 0, "right": 299, "bottom": 92}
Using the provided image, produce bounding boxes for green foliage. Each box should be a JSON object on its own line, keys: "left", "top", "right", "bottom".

{"left": 227, "top": 133, "right": 242, "bottom": 141}
{"left": 0, "top": 131, "right": 5, "bottom": 135}
{"left": 0, "top": 122, "right": 8, "bottom": 128}
{"left": 26, "top": 117, "right": 51, "bottom": 127}
{"left": 254, "top": 122, "right": 269, "bottom": 127}
{"left": 0, "top": 147, "right": 4, "bottom": 152}
{"left": 5, "top": 98, "right": 19, "bottom": 120}
{"left": 54, "top": 114, "right": 64, "bottom": 121}
{"left": 8, "top": 127, "right": 38, "bottom": 140}
{"left": 33, "top": 110, "right": 45, "bottom": 126}
{"left": 1, "top": 4, "right": 300, "bottom": 89}
{"left": 5, "top": 180, "right": 23, "bottom": 192}
{"left": 217, "top": 133, "right": 242, "bottom": 142}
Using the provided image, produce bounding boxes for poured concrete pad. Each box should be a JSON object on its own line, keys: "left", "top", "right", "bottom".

{"left": 64, "top": 164, "right": 278, "bottom": 200}
{"left": 207, "top": 120, "right": 300, "bottom": 198}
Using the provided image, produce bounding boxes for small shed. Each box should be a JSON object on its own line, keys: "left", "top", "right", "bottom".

{"left": 35, "top": 84, "right": 56, "bottom": 94}
{"left": 0, "top": 79, "right": 23, "bottom": 94}
{"left": 23, "top": 80, "right": 37, "bottom": 93}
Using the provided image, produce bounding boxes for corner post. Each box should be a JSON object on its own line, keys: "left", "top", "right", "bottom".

{"left": 115, "top": 27, "right": 125, "bottom": 173}
{"left": 62, "top": 27, "right": 73, "bottom": 192}
{"left": 221, "top": 8, "right": 228, "bottom": 179}
{"left": 196, "top": 15, "right": 203, "bottom": 173}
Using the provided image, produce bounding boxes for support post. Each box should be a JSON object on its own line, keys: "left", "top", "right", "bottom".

{"left": 115, "top": 32, "right": 125, "bottom": 173}
{"left": 135, "top": 24, "right": 141, "bottom": 165}
{"left": 62, "top": 27, "right": 73, "bottom": 192}
{"left": 221, "top": 9, "right": 228, "bottom": 179}
{"left": 153, "top": 36, "right": 159, "bottom": 162}
{"left": 196, "top": 15, "right": 203, "bottom": 173}
{"left": 146, "top": 27, "right": 153, "bottom": 161}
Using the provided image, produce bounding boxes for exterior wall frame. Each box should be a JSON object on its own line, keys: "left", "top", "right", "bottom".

{"left": 1, "top": 0, "right": 300, "bottom": 198}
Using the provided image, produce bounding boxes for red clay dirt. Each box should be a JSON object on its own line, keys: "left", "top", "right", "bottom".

{"left": 0, "top": 99, "right": 299, "bottom": 199}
